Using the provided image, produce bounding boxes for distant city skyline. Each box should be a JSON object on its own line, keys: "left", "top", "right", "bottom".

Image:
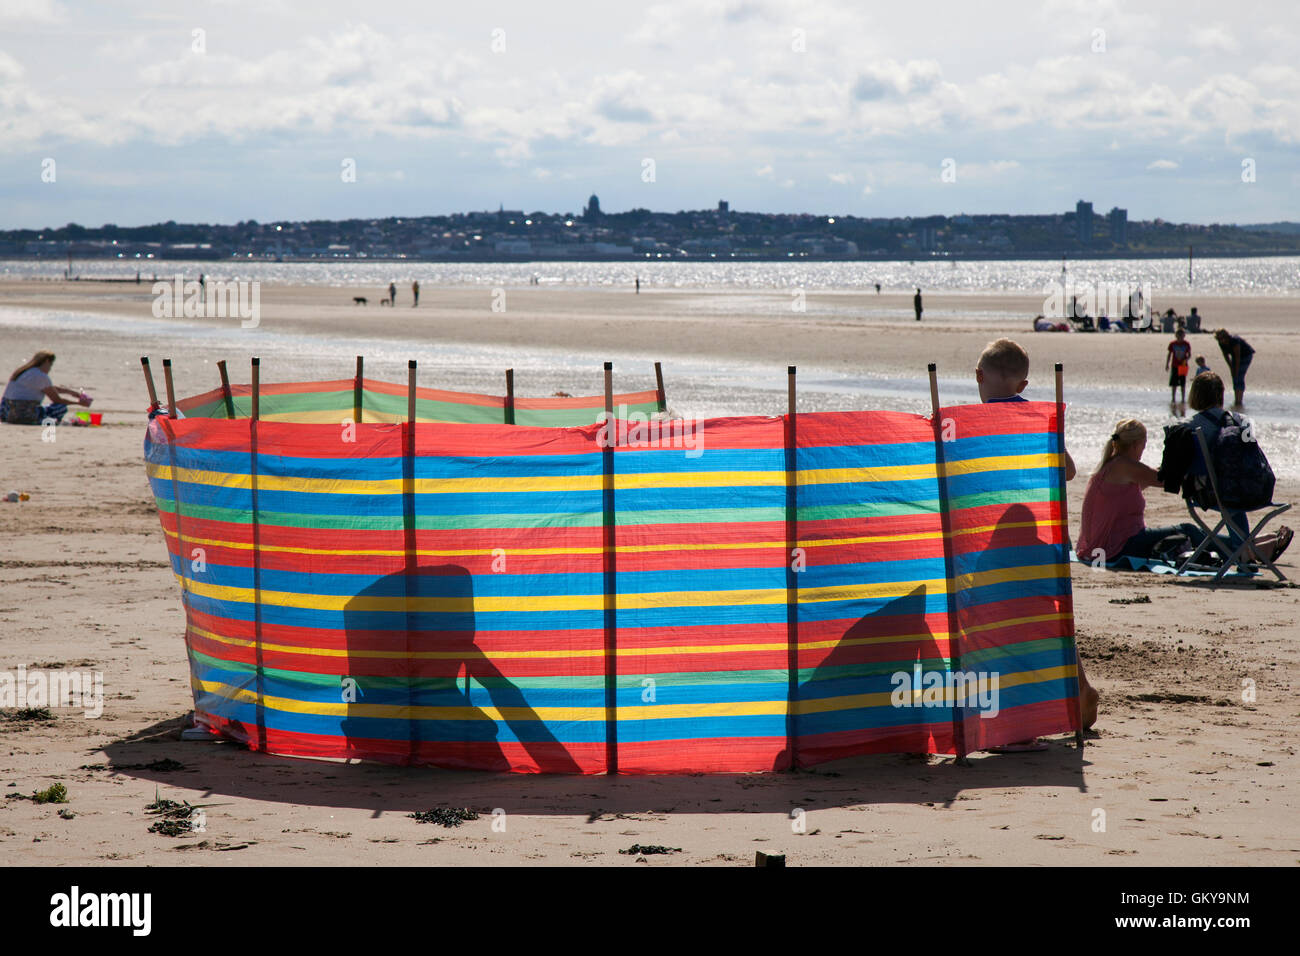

{"left": 2, "top": 1, "right": 1298, "bottom": 229}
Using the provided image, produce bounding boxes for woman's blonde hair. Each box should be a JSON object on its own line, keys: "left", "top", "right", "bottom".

{"left": 9, "top": 351, "right": 55, "bottom": 383}
{"left": 1089, "top": 419, "right": 1146, "bottom": 488}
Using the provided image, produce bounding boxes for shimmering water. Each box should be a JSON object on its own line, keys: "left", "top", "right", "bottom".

{"left": 5, "top": 256, "right": 1300, "bottom": 295}
{"left": 4, "top": 303, "right": 1298, "bottom": 478}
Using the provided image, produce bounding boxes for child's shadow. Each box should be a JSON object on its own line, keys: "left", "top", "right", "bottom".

{"left": 341, "top": 564, "right": 582, "bottom": 772}
{"left": 794, "top": 584, "right": 953, "bottom": 763}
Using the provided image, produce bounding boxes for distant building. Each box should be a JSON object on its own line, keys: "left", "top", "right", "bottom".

{"left": 718, "top": 200, "right": 729, "bottom": 215}
{"left": 1109, "top": 206, "right": 1128, "bottom": 246}
{"left": 1076, "top": 200, "right": 1094, "bottom": 244}
{"left": 584, "top": 194, "right": 602, "bottom": 219}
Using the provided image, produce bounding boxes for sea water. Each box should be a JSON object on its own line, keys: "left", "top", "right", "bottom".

{"left": 3, "top": 302, "right": 1298, "bottom": 478}
{"left": 4, "top": 256, "right": 1300, "bottom": 295}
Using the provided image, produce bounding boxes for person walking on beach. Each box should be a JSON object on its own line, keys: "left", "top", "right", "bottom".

{"left": 412, "top": 280, "right": 419, "bottom": 307}
{"left": 635, "top": 275, "right": 640, "bottom": 294}
{"left": 875, "top": 282, "right": 881, "bottom": 294}
{"left": 1214, "top": 328, "right": 1254, "bottom": 408}
{"left": 913, "top": 287, "right": 923, "bottom": 322}
{"left": 1166, "top": 328, "right": 1192, "bottom": 410}
{"left": 388, "top": 281, "right": 397, "bottom": 306}
{"left": 1, "top": 351, "right": 93, "bottom": 425}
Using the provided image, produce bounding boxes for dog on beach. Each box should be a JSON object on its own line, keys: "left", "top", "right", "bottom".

{"left": 353, "top": 296, "right": 367, "bottom": 305}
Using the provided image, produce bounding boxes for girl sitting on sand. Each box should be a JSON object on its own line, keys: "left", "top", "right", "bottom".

{"left": 1, "top": 351, "right": 93, "bottom": 426}
{"left": 1077, "top": 419, "right": 1207, "bottom": 565}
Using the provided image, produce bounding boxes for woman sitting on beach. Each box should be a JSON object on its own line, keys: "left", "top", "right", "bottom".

{"left": 1, "top": 351, "right": 92, "bottom": 426}
{"left": 1076, "top": 419, "right": 1207, "bottom": 565}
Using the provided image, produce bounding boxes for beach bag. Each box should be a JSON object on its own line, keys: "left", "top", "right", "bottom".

{"left": 1210, "top": 413, "right": 1275, "bottom": 510}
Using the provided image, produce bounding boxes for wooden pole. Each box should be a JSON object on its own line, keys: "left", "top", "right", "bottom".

{"left": 248, "top": 356, "right": 266, "bottom": 751}
{"left": 654, "top": 361, "right": 666, "bottom": 413}
{"left": 504, "top": 368, "right": 515, "bottom": 425}
{"left": 784, "top": 365, "right": 799, "bottom": 769}
{"left": 140, "top": 356, "right": 160, "bottom": 409}
{"left": 162, "top": 359, "right": 177, "bottom": 419}
{"left": 1056, "top": 363, "right": 1086, "bottom": 751}
{"left": 354, "top": 356, "right": 364, "bottom": 424}
{"left": 251, "top": 357, "right": 260, "bottom": 421}
{"left": 929, "top": 363, "right": 967, "bottom": 762}
{"left": 404, "top": 359, "right": 418, "bottom": 760}
{"left": 602, "top": 361, "right": 617, "bottom": 774}
{"left": 407, "top": 360, "right": 417, "bottom": 424}
{"left": 217, "top": 360, "right": 235, "bottom": 419}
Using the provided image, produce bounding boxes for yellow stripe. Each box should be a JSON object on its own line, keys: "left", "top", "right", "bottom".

{"left": 938, "top": 453, "right": 1059, "bottom": 477}
{"left": 793, "top": 664, "right": 1076, "bottom": 715}
{"left": 797, "top": 454, "right": 1058, "bottom": 486}
{"left": 193, "top": 677, "right": 786, "bottom": 721}
{"left": 150, "top": 463, "right": 787, "bottom": 496}
{"left": 162, "top": 518, "right": 1057, "bottom": 561}
{"left": 179, "top": 564, "right": 1063, "bottom": 615}
{"left": 799, "top": 463, "right": 935, "bottom": 485}
{"left": 193, "top": 665, "right": 1075, "bottom": 723}
{"left": 189, "top": 624, "right": 800, "bottom": 660}
{"left": 181, "top": 576, "right": 788, "bottom": 612}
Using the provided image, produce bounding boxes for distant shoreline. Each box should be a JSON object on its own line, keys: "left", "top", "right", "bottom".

{"left": 3, "top": 250, "right": 1300, "bottom": 266}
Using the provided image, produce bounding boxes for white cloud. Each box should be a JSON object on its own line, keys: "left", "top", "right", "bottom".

{"left": 0, "top": 50, "right": 25, "bottom": 82}
{"left": 828, "top": 171, "right": 853, "bottom": 184}
{"left": 1189, "top": 25, "right": 1240, "bottom": 55}
{"left": 1147, "top": 159, "right": 1178, "bottom": 170}
{"left": 0, "top": 0, "right": 65, "bottom": 23}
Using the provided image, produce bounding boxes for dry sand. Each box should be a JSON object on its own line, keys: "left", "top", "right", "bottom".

{"left": 1, "top": 280, "right": 1296, "bottom": 866}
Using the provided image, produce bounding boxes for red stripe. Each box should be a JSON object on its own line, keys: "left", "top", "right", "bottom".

{"left": 196, "top": 713, "right": 606, "bottom": 773}
{"left": 797, "top": 410, "right": 934, "bottom": 447}
{"left": 937, "top": 402, "right": 1059, "bottom": 439}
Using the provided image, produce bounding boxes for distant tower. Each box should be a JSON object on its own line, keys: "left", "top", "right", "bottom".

{"left": 718, "top": 200, "right": 729, "bottom": 215}
{"left": 585, "top": 194, "right": 602, "bottom": 219}
{"left": 1076, "top": 200, "right": 1094, "bottom": 245}
{"left": 1108, "top": 206, "right": 1128, "bottom": 246}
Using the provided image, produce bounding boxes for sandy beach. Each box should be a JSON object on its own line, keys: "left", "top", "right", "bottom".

{"left": 1, "top": 279, "right": 1297, "bottom": 866}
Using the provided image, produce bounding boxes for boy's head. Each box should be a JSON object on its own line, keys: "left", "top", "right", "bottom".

{"left": 976, "top": 338, "right": 1030, "bottom": 401}
{"left": 1195, "top": 355, "right": 1207, "bottom": 366}
{"left": 1175, "top": 329, "right": 1186, "bottom": 340}
{"left": 1189, "top": 371, "right": 1225, "bottom": 411}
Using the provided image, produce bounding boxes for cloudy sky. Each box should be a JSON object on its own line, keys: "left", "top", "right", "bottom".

{"left": 2, "top": 0, "right": 1297, "bottom": 228}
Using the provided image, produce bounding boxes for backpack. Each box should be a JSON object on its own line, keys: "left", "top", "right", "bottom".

{"left": 1206, "top": 413, "right": 1275, "bottom": 511}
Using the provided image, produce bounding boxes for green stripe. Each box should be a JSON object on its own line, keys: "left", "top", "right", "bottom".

{"left": 155, "top": 497, "right": 602, "bottom": 530}
{"left": 193, "top": 648, "right": 788, "bottom": 691}
{"left": 183, "top": 386, "right": 659, "bottom": 427}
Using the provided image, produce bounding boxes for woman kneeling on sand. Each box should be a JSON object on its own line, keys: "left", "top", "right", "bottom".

{"left": 1, "top": 352, "right": 93, "bottom": 426}
{"left": 1077, "top": 419, "right": 1207, "bottom": 565}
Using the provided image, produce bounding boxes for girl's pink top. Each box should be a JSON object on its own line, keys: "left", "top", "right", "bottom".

{"left": 1077, "top": 458, "right": 1146, "bottom": 561}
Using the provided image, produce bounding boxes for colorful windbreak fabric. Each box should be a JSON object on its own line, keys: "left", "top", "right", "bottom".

{"left": 176, "top": 378, "right": 663, "bottom": 427}
{"left": 144, "top": 401, "right": 1079, "bottom": 774}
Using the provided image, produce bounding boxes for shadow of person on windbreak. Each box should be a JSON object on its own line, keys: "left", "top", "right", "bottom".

{"left": 793, "top": 584, "right": 950, "bottom": 764}
{"left": 958, "top": 502, "right": 1082, "bottom": 749}
{"left": 341, "top": 563, "right": 582, "bottom": 772}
